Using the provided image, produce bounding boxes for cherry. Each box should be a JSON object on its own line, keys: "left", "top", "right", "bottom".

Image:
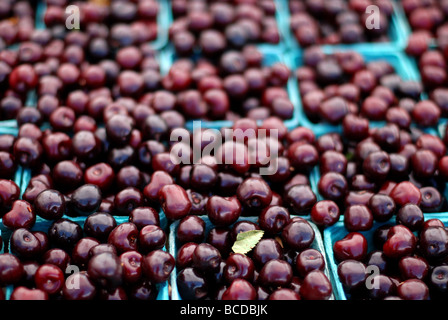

{"left": 258, "top": 205, "right": 290, "bottom": 234}
{"left": 88, "top": 252, "right": 123, "bottom": 291}
{"left": 0, "top": 253, "right": 25, "bottom": 285}
{"left": 258, "top": 259, "right": 293, "bottom": 288}
{"left": 10, "top": 228, "right": 41, "bottom": 260}
{"left": 281, "top": 218, "right": 315, "bottom": 251}
{"left": 107, "top": 222, "right": 139, "bottom": 254}
{"left": 221, "top": 278, "right": 257, "bottom": 300}
{"left": 397, "top": 279, "right": 429, "bottom": 300}
{"left": 383, "top": 225, "right": 417, "bottom": 259}
{"left": 84, "top": 212, "right": 117, "bottom": 242}
{"left": 223, "top": 253, "right": 255, "bottom": 284}
{"left": 10, "top": 287, "right": 48, "bottom": 300}
{"left": 120, "top": 250, "right": 143, "bottom": 284}
{"left": 398, "top": 256, "right": 429, "bottom": 281}
{"left": 2, "top": 199, "right": 35, "bottom": 230}
{"left": 176, "top": 267, "right": 209, "bottom": 300}
{"left": 419, "top": 226, "right": 448, "bottom": 262}
{"left": 159, "top": 184, "right": 192, "bottom": 220}
{"left": 142, "top": 250, "right": 175, "bottom": 284}
{"left": 34, "top": 264, "right": 64, "bottom": 296}
{"left": 337, "top": 259, "right": 367, "bottom": 291}
{"left": 177, "top": 215, "right": 205, "bottom": 244}
{"left": 236, "top": 177, "right": 273, "bottom": 211}
{"left": 310, "top": 200, "right": 340, "bottom": 227}
{"left": 206, "top": 195, "right": 241, "bottom": 227}
{"left": 49, "top": 218, "right": 83, "bottom": 251}
{"left": 192, "top": 243, "right": 222, "bottom": 274}
{"left": 299, "top": 270, "right": 332, "bottom": 300}
{"left": 333, "top": 232, "right": 368, "bottom": 262}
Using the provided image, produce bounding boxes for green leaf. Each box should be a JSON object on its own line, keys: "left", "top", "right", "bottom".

{"left": 232, "top": 230, "right": 265, "bottom": 255}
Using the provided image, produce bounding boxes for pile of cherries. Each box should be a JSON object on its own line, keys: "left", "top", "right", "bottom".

{"left": 334, "top": 217, "right": 448, "bottom": 300}
{"left": 169, "top": 0, "right": 280, "bottom": 57}
{"left": 0, "top": 0, "right": 36, "bottom": 49}
{"left": 0, "top": 211, "right": 173, "bottom": 300}
{"left": 162, "top": 48, "right": 294, "bottom": 121}
{"left": 297, "top": 46, "right": 441, "bottom": 128}
{"left": 2, "top": 0, "right": 448, "bottom": 302}
{"left": 288, "top": 0, "right": 394, "bottom": 47}
{"left": 175, "top": 216, "right": 332, "bottom": 300}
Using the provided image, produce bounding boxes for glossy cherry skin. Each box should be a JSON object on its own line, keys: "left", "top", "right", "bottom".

{"left": 34, "top": 189, "right": 66, "bottom": 220}
{"left": 222, "top": 279, "right": 257, "bottom": 300}
{"left": 177, "top": 267, "right": 209, "bottom": 300}
{"left": 159, "top": 184, "right": 192, "bottom": 220}
{"left": 281, "top": 218, "right": 315, "bottom": 251}
{"left": 84, "top": 163, "right": 115, "bottom": 193}
{"left": 369, "top": 194, "right": 396, "bottom": 222}
{"left": 251, "top": 238, "right": 283, "bottom": 268}
{"left": 429, "top": 265, "right": 448, "bottom": 295}
{"left": 107, "top": 222, "right": 139, "bottom": 254}
{"left": 299, "top": 270, "right": 332, "bottom": 300}
{"left": 269, "top": 288, "right": 300, "bottom": 300}
{"left": 71, "top": 237, "right": 101, "bottom": 269}
{"left": 333, "top": 232, "right": 368, "bottom": 262}
{"left": 139, "top": 225, "right": 166, "bottom": 253}
{"left": 398, "top": 256, "right": 429, "bottom": 281}
{"left": 10, "top": 287, "right": 49, "bottom": 300}
{"left": 192, "top": 243, "right": 222, "bottom": 274}
{"left": 10, "top": 228, "right": 41, "bottom": 260}
{"left": 142, "top": 250, "right": 175, "bottom": 284}
{"left": 397, "top": 279, "right": 429, "bottom": 300}
{"left": 43, "top": 248, "right": 71, "bottom": 272}
{"left": 344, "top": 205, "right": 374, "bottom": 232}
{"left": 176, "top": 215, "right": 205, "bottom": 244}
{"left": 258, "top": 259, "right": 293, "bottom": 288}
{"left": 113, "top": 187, "right": 144, "bottom": 216}
{"left": 284, "top": 184, "right": 317, "bottom": 215}
{"left": 70, "top": 184, "right": 102, "bottom": 216}
{"left": 383, "top": 225, "right": 417, "bottom": 259}
{"left": 396, "top": 204, "right": 424, "bottom": 231}
{"left": 259, "top": 205, "right": 290, "bottom": 234}
{"left": 310, "top": 200, "right": 340, "bottom": 227}
{"left": 0, "top": 253, "right": 25, "bottom": 285}
{"left": 206, "top": 195, "right": 241, "bottom": 227}
{"left": 34, "top": 264, "right": 65, "bottom": 296}
{"left": 223, "top": 253, "right": 255, "bottom": 284}
{"left": 88, "top": 252, "right": 123, "bottom": 291}
{"left": 206, "top": 228, "right": 232, "bottom": 258}
{"left": 2, "top": 199, "right": 35, "bottom": 230}
{"left": 236, "top": 177, "right": 273, "bottom": 211}
{"left": 390, "top": 181, "right": 422, "bottom": 207}
{"left": 419, "top": 226, "right": 448, "bottom": 262}
{"left": 318, "top": 172, "right": 348, "bottom": 202}
{"left": 0, "top": 179, "right": 20, "bottom": 212}
{"left": 296, "top": 248, "right": 325, "bottom": 277}
{"left": 84, "top": 212, "right": 117, "bottom": 242}
{"left": 337, "top": 259, "right": 367, "bottom": 291}
{"left": 120, "top": 250, "right": 143, "bottom": 284}
{"left": 48, "top": 218, "right": 83, "bottom": 251}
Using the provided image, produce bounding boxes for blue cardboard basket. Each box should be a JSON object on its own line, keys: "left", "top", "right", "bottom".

{"left": 169, "top": 215, "right": 335, "bottom": 300}
{"left": 162, "top": 45, "right": 300, "bottom": 131}
{"left": 278, "top": 0, "right": 411, "bottom": 53}
{"left": 287, "top": 47, "right": 428, "bottom": 137}
{"left": 323, "top": 213, "right": 448, "bottom": 300}
{"left": 2, "top": 215, "right": 170, "bottom": 300}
